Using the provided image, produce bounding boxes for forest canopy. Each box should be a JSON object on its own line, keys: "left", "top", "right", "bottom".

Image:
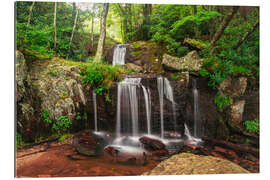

{"left": 16, "top": 2, "right": 259, "bottom": 86}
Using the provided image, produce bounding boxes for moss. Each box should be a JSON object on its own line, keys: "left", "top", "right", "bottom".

{"left": 59, "top": 133, "right": 74, "bottom": 142}
{"left": 130, "top": 42, "right": 142, "bottom": 49}
{"left": 131, "top": 50, "right": 143, "bottom": 56}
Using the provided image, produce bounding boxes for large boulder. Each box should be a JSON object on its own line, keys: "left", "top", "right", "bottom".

{"left": 143, "top": 153, "right": 249, "bottom": 175}
{"left": 162, "top": 51, "right": 203, "bottom": 72}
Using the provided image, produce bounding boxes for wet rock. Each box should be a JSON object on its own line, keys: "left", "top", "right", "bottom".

{"left": 139, "top": 136, "right": 166, "bottom": 151}
{"left": 162, "top": 51, "right": 203, "bottom": 72}
{"left": 219, "top": 77, "right": 247, "bottom": 98}
{"left": 151, "top": 149, "right": 169, "bottom": 158}
{"left": 104, "top": 145, "right": 148, "bottom": 165}
{"left": 72, "top": 132, "right": 106, "bottom": 156}
{"left": 16, "top": 50, "right": 28, "bottom": 102}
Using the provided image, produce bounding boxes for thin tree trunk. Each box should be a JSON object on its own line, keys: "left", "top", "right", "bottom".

{"left": 210, "top": 6, "right": 239, "bottom": 53}
{"left": 27, "top": 1, "right": 35, "bottom": 26}
{"left": 66, "top": 6, "right": 79, "bottom": 59}
{"left": 94, "top": 3, "right": 109, "bottom": 63}
{"left": 234, "top": 20, "right": 259, "bottom": 50}
{"left": 91, "top": 15, "right": 94, "bottom": 50}
{"left": 53, "top": 2, "right": 57, "bottom": 51}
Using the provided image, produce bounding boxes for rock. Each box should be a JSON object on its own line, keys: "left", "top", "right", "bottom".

{"left": 162, "top": 51, "right": 203, "bottom": 72}
{"left": 143, "top": 153, "right": 249, "bottom": 175}
{"left": 151, "top": 149, "right": 169, "bottom": 158}
{"left": 104, "top": 145, "right": 148, "bottom": 165}
{"left": 139, "top": 136, "right": 166, "bottom": 151}
{"left": 228, "top": 100, "right": 246, "bottom": 132}
{"left": 72, "top": 132, "right": 106, "bottom": 156}
{"left": 16, "top": 50, "right": 28, "bottom": 102}
{"left": 124, "top": 63, "right": 143, "bottom": 73}
{"left": 218, "top": 77, "right": 247, "bottom": 98}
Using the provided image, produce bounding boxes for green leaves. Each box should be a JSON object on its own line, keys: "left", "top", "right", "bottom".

{"left": 214, "top": 93, "right": 233, "bottom": 112}
{"left": 244, "top": 119, "right": 259, "bottom": 133}
{"left": 52, "top": 115, "right": 72, "bottom": 135}
{"left": 42, "top": 110, "right": 52, "bottom": 124}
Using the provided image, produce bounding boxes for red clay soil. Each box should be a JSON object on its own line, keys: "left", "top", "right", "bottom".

{"left": 16, "top": 143, "right": 159, "bottom": 177}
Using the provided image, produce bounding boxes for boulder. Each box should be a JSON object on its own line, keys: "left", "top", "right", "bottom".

{"left": 104, "top": 145, "right": 148, "bottom": 165}
{"left": 162, "top": 51, "right": 203, "bottom": 72}
{"left": 142, "top": 153, "right": 249, "bottom": 175}
{"left": 139, "top": 136, "right": 166, "bottom": 151}
{"left": 72, "top": 131, "right": 106, "bottom": 156}
{"left": 228, "top": 100, "right": 246, "bottom": 133}
{"left": 218, "top": 77, "right": 247, "bottom": 98}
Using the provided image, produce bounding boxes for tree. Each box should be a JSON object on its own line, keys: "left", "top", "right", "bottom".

{"left": 66, "top": 3, "right": 79, "bottom": 59}
{"left": 27, "top": 1, "right": 35, "bottom": 26}
{"left": 53, "top": 2, "right": 57, "bottom": 51}
{"left": 94, "top": 3, "right": 109, "bottom": 63}
{"left": 210, "top": 6, "right": 239, "bottom": 53}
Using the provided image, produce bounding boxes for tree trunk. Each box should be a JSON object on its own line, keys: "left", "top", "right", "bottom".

{"left": 94, "top": 3, "right": 109, "bottom": 63}
{"left": 91, "top": 15, "right": 94, "bottom": 50}
{"left": 142, "top": 4, "right": 152, "bottom": 40}
{"left": 66, "top": 5, "right": 79, "bottom": 59}
{"left": 27, "top": 1, "right": 35, "bottom": 26}
{"left": 210, "top": 6, "right": 239, "bottom": 53}
{"left": 53, "top": 2, "right": 57, "bottom": 51}
{"left": 234, "top": 20, "right": 259, "bottom": 50}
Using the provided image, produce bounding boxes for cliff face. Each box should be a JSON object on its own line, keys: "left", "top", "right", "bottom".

{"left": 16, "top": 46, "right": 259, "bottom": 147}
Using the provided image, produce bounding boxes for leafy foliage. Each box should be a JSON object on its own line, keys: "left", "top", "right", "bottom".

{"left": 214, "top": 93, "right": 233, "bottom": 112}
{"left": 81, "top": 62, "right": 124, "bottom": 96}
{"left": 52, "top": 115, "right": 72, "bottom": 135}
{"left": 244, "top": 119, "right": 259, "bottom": 133}
{"left": 42, "top": 110, "right": 52, "bottom": 124}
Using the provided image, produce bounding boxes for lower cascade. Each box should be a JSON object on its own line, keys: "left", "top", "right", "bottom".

{"left": 98, "top": 76, "right": 202, "bottom": 155}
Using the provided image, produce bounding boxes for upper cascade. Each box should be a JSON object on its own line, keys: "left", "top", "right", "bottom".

{"left": 112, "top": 44, "right": 128, "bottom": 66}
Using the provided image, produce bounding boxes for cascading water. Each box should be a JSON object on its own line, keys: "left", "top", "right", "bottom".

{"left": 193, "top": 79, "right": 201, "bottom": 138}
{"left": 157, "top": 77, "right": 177, "bottom": 138}
{"left": 164, "top": 78, "right": 177, "bottom": 131}
{"left": 157, "top": 77, "right": 164, "bottom": 138}
{"left": 142, "top": 85, "right": 151, "bottom": 135}
{"left": 112, "top": 44, "right": 128, "bottom": 66}
{"left": 93, "top": 91, "right": 98, "bottom": 131}
{"left": 116, "top": 78, "right": 141, "bottom": 137}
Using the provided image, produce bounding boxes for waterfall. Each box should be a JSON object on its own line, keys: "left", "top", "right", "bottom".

{"left": 164, "top": 78, "right": 177, "bottom": 131}
{"left": 157, "top": 77, "right": 177, "bottom": 138}
{"left": 93, "top": 91, "right": 98, "bottom": 131}
{"left": 116, "top": 78, "right": 141, "bottom": 136}
{"left": 142, "top": 85, "right": 151, "bottom": 135}
{"left": 112, "top": 44, "right": 128, "bottom": 66}
{"left": 193, "top": 79, "right": 202, "bottom": 138}
{"left": 157, "top": 77, "right": 164, "bottom": 138}
{"left": 184, "top": 123, "right": 202, "bottom": 145}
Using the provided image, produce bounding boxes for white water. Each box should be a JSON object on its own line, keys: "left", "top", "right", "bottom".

{"left": 157, "top": 77, "right": 177, "bottom": 138}
{"left": 184, "top": 123, "right": 202, "bottom": 145}
{"left": 142, "top": 85, "right": 151, "bottom": 135}
{"left": 116, "top": 78, "right": 141, "bottom": 136}
{"left": 192, "top": 79, "right": 202, "bottom": 138}
{"left": 164, "top": 78, "right": 177, "bottom": 131}
{"left": 93, "top": 91, "right": 97, "bottom": 131}
{"left": 112, "top": 44, "right": 128, "bottom": 66}
{"left": 157, "top": 77, "right": 164, "bottom": 138}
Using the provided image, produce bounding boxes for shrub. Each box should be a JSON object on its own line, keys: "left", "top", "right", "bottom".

{"left": 81, "top": 62, "right": 124, "bottom": 97}
{"left": 244, "top": 119, "right": 259, "bottom": 133}
{"left": 52, "top": 115, "right": 72, "bottom": 135}
{"left": 214, "top": 92, "right": 233, "bottom": 112}
{"left": 42, "top": 110, "right": 52, "bottom": 124}
{"left": 176, "top": 46, "right": 189, "bottom": 57}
